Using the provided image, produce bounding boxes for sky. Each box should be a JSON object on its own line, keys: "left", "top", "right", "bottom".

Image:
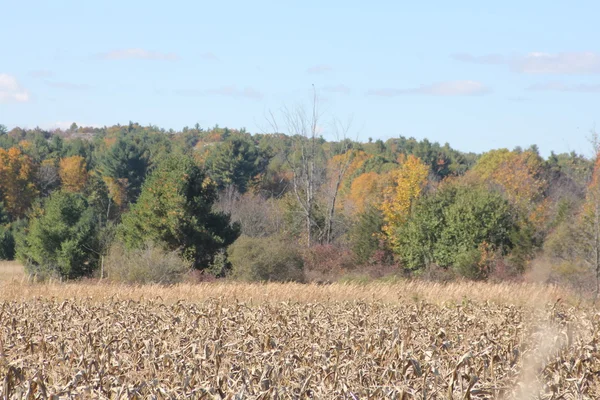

{"left": 1, "top": 0, "right": 600, "bottom": 156}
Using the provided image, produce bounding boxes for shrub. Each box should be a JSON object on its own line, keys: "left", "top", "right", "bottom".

{"left": 104, "top": 242, "right": 191, "bottom": 285}
{"left": 229, "top": 236, "right": 304, "bottom": 282}
{"left": 302, "top": 244, "right": 355, "bottom": 282}
{"left": 16, "top": 191, "right": 99, "bottom": 279}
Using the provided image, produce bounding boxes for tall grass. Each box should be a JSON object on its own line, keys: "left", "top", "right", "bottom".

{"left": 0, "top": 277, "right": 573, "bottom": 306}
{"left": 0, "top": 260, "right": 24, "bottom": 282}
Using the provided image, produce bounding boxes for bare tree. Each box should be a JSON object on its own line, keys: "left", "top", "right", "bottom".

{"left": 323, "top": 123, "right": 354, "bottom": 244}
{"left": 266, "top": 88, "right": 356, "bottom": 246}
{"left": 267, "top": 89, "right": 323, "bottom": 247}
{"left": 37, "top": 161, "right": 60, "bottom": 197}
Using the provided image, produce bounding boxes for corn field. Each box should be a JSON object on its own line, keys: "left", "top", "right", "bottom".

{"left": 1, "top": 286, "right": 599, "bottom": 399}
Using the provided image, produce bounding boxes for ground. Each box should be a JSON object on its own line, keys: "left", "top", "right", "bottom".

{"left": 0, "top": 263, "right": 599, "bottom": 399}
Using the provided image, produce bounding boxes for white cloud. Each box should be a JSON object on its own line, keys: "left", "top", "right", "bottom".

{"left": 454, "top": 51, "right": 600, "bottom": 74}
{"left": 0, "top": 73, "right": 30, "bottom": 103}
{"left": 323, "top": 84, "right": 351, "bottom": 94}
{"left": 368, "top": 80, "right": 490, "bottom": 97}
{"left": 100, "top": 48, "right": 178, "bottom": 61}
{"left": 526, "top": 81, "right": 600, "bottom": 93}
{"left": 177, "top": 86, "right": 263, "bottom": 100}
{"left": 307, "top": 64, "right": 333, "bottom": 74}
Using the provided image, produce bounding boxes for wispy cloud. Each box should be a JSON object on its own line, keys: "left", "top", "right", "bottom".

{"left": 526, "top": 81, "right": 600, "bottom": 93}
{"left": 368, "top": 80, "right": 490, "bottom": 97}
{"left": 29, "top": 69, "right": 54, "bottom": 78}
{"left": 0, "top": 73, "right": 30, "bottom": 103}
{"left": 323, "top": 84, "right": 351, "bottom": 94}
{"left": 200, "top": 52, "right": 219, "bottom": 61}
{"left": 99, "top": 48, "right": 178, "bottom": 61}
{"left": 454, "top": 51, "right": 600, "bottom": 74}
{"left": 517, "top": 52, "right": 600, "bottom": 74}
{"left": 307, "top": 64, "right": 333, "bottom": 74}
{"left": 45, "top": 81, "right": 91, "bottom": 91}
{"left": 177, "top": 86, "right": 263, "bottom": 100}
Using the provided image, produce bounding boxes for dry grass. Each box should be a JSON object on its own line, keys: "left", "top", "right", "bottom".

{"left": 0, "top": 279, "right": 575, "bottom": 306}
{"left": 1, "top": 268, "right": 599, "bottom": 398}
{"left": 0, "top": 260, "right": 24, "bottom": 282}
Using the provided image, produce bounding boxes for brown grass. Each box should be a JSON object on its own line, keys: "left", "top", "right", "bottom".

{"left": 0, "top": 278, "right": 575, "bottom": 306}
{"left": 0, "top": 260, "right": 24, "bottom": 282}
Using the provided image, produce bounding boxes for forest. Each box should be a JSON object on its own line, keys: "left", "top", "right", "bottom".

{"left": 0, "top": 118, "right": 596, "bottom": 291}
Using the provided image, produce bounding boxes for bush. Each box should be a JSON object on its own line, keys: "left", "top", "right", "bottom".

{"left": 229, "top": 236, "right": 304, "bottom": 282}
{"left": 16, "top": 191, "right": 99, "bottom": 279}
{"left": 302, "top": 244, "right": 355, "bottom": 282}
{"left": 104, "top": 243, "right": 191, "bottom": 285}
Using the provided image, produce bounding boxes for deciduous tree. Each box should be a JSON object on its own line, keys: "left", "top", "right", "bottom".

{"left": 380, "top": 155, "right": 429, "bottom": 247}
{"left": 59, "top": 155, "right": 88, "bottom": 193}
{"left": 0, "top": 147, "right": 38, "bottom": 219}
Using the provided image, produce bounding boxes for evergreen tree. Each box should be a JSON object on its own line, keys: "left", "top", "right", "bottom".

{"left": 16, "top": 191, "right": 99, "bottom": 279}
{"left": 97, "top": 136, "right": 149, "bottom": 203}
{"left": 120, "top": 154, "right": 240, "bottom": 269}
{"left": 204, "top": 136, "right": 268, "bottom": 193}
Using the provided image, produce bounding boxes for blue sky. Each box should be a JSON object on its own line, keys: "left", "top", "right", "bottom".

{"left": 1, "top": 1, "right": 600, "bottom": 156}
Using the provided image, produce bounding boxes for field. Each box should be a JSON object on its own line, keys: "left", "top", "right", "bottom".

{"left": 1, "top": 264, "right": 599, "bottom": 399}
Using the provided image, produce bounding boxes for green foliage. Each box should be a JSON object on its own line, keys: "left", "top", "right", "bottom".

{"left": 0, "top": 202, "right": 15, "bottom": 260}
{"left": 396, "top": 184, "right": 519, "bottom": 277}
{"left": 204, "top": 136, "right": 269, "bottom": 192}
{"left": 97, "top": 136, "right": 149, "bottom": 202}
{"left": 350, "top": 205, "right": 385, "bottom": 264}
{"left": 229, "top": 236, "right": 305, "bottom": 282}
{"left": 16, "top": 191, "right": 99, "bottom": 279}
{"left": 385, "top": 136, "right": 477, "bottom": 179}
{"left": 119, "top": 154, "right": 240, "bottom": 269}
{"left": 435, "top": 186, "right": 515, "bottom": 266}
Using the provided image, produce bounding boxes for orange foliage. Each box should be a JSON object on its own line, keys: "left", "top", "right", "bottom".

{"left": 103, "top": 137, "right": 118, "bottom": 148}
{"left": 0, "top": 147, "right": 38, "bottom": 218}
{"left": 59, "top": 156, "right": 88, "bottom": 193}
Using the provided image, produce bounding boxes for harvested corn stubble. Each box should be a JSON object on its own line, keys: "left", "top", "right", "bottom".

{"left": 1, "top": 295, "right": 599, "bottom": 399}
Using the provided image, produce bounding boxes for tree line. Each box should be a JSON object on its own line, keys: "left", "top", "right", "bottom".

{"left": 0, "top": 121, "right": 597, "bottom": 290}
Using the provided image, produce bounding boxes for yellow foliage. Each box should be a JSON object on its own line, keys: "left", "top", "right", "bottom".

{"left": 346, "top": 171, "right": 396, "bottom": 215}
{"left": 59, "top": 156, "right": 88, "bottom": 193}
{"left": 472, "top": 149, "right": 545, "bottom": 208}
{"left": 103, "top": 176, "right": 129, "bottom": 207}
{"left": 0, "top": 147, "right": 38, "bottom": 218}
{"left": 380, "top": 155, "right": 429, "bottom": 245}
